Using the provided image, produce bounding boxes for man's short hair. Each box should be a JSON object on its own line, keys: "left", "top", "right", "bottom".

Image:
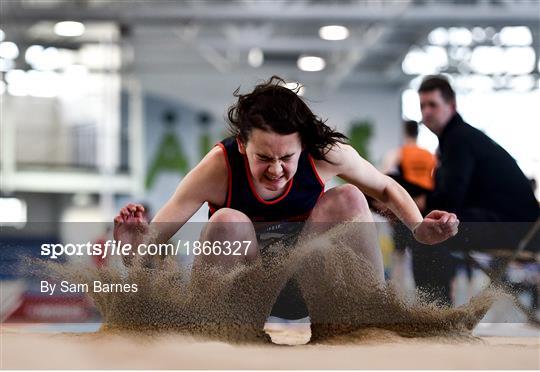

{"left": 418, "top": 75, "right": 456, "bottom": 103}
{"left": 403, "top": 120, "right": 419, "bottom": 138}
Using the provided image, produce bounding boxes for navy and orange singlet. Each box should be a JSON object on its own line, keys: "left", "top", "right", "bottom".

{"left": 208, "top": 136, "right": 325, "bottom": 223}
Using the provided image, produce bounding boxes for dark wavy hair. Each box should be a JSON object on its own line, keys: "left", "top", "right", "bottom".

{"left": 226, "top": 76, "right": 348, "bottom": 161}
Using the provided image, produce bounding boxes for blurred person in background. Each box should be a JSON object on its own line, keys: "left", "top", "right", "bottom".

{"left": 381, "top": 119, "right": 437, "bottom": 197}
{"left": 411, "top": 75, "right": 539, "bottom": 305}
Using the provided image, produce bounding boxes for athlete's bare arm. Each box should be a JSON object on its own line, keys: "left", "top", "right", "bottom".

{"left": 114, "top": 145, "right": 228, "bottom": 246}
{"left": 379, "top": 148, "right": 401, "bottom": 174}
{"left": 313, "top": 143, "right": 458, "bottom": 245}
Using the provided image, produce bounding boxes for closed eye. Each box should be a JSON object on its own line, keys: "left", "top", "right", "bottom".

{"left": 256, "top": 154, "right": 295, "bottom": 161}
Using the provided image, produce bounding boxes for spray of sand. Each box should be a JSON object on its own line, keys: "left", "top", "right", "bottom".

{"left": 30, "top": 248, "right": 297, "bottom": 344}
{"left": 293, "top": 222, "right": 505, "bottom": 343}
{"left": 30, "top": 222, "right": 508, "bottom": 345}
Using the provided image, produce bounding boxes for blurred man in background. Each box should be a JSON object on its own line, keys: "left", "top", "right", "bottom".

{"left": 412, "top": 75, "right": 539, "bottom": 304}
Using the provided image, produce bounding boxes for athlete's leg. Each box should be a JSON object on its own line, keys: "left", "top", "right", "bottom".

{"left": 192, "top": 208, "right": 274, "bottom": 343}
{"left": 299, "top": 184, "right": 385, "bottom": 283}
{"left": 294, "top": 185, "right": 386, "bottom": 340}
{"left": 194, "top": 208, "right": 259, "bottom": 269}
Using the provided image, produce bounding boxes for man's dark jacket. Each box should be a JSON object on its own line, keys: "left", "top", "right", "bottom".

{"left": 426, "top": 113, "right": 539, "bottom": 222}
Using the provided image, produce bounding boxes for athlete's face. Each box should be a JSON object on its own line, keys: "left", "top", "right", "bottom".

{"left": 419, "top": 90, "right": 455, "bottom": 135}
{"left": 238, "top": 128, "right": 302, "bottom": 192}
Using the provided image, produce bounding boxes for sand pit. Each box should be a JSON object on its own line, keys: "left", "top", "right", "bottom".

{"left": 7, "top": 222, "right": 538, "bottom": 369}
{"left": 1, "top": 325, "right": 539, "bottom": 369}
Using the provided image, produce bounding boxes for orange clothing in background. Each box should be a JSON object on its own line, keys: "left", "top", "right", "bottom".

{"left": 400, "top": 144, "right": 437, "bottom": 191}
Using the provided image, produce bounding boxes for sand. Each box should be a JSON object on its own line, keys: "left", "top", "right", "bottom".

{"left": 28, "top": 222, "right": 507, "bottom": 342}
{"left": 7, "top": 221, "right": 538, "bottom": 369}
{"left": 1, "top": 326, "right": 539, "bottom": 369}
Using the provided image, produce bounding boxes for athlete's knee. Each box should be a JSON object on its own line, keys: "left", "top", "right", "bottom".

{"left": 317, "top": 184, "right": 370, "bottom": 219}
{"left": 208, "top": 208, "right": 251, "bottom": 223}
{"left": 338, "top": 184, "right": 370, "bottom": 215}
{"left": 204, "top": 208, "right": 256, "bottom": 245}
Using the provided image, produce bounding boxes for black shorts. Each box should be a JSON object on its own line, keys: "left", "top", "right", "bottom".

{"left": 255, "top": 222, "right": 309, "bottom": 320}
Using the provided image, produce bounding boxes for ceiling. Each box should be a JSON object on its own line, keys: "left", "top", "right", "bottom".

{"left": 1, "top": 0, "right": 539, "bottom": 95}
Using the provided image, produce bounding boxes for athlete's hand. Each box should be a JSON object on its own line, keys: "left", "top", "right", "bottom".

{"left": 113, "top": 203, "right": 149, "bottom": 242}
{"left": 114, "top": 203, "right": 149, "bottom": 266}
{"left": 413, "top": 210, "right": 459, "bottom": 245}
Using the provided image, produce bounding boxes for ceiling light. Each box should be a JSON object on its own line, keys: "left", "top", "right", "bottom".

{"left": 471, "top": 27, "right": 486, "bottom": 43}
{"left": 0, "top": 197, "right": 27, "bottom": 228}
{"left": 402, "top": 47, "right": 440, "bottom": 75}
{"left": 504, "top": 47, "right": 535, "bottom": 75}
{"left": 509, "top": 75, "right": 535, "bottom": 92}
{"left": 79, "top": 44, "right": 121, "bottom": 69}
{"left": 484, "top": 27, "right": 496, "bottom": 39}
{"left": 425, "top": 46, "right": 448, "bottom": 70}
{"left": 499, "top": 26, "right": 533, "bottom": 46}
{"left": 319, "top": 25, "right": 349, "bottom": 41}
{"left": 448, "top": 27, "right": 472, "bottom": 46}
{"left": 0, "top": 41, "right": 19, "bottom": 59}
{"left": 470, "top": 46, "right": 505, "bottom": 75}
{"left": 248, "top": 47, "right": 264, "bottom": 68}
{"left": 54, "top": 21, "right": 85, "bottom": 37}
{"left": 25, "top": 45, "right": 44, "bottom": 65}
{"left": 6, "top": 69, "right": 29, "bottom": 96}
{"left": 297, "top": 55, "right": 325, "bottom": 72}
{"left": 5, "top": 69, "right": 25, "bottom": 84}
{"left": 428, "top": 27, "right": 448, "bottom": 46}
{"left": 29, "top": 46, "right": 59, "bottom": 70}
{"left": 454, "top": 74, "right": 493, "bottom": 92}
{"left": 449, "top": 47, "right": 472, "bottom": 61}
{"left": 0, "top": 58, "right": 14, "bottom": 71}
{"left": 27, "top": 70, "right": 60, "bottom": 98}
